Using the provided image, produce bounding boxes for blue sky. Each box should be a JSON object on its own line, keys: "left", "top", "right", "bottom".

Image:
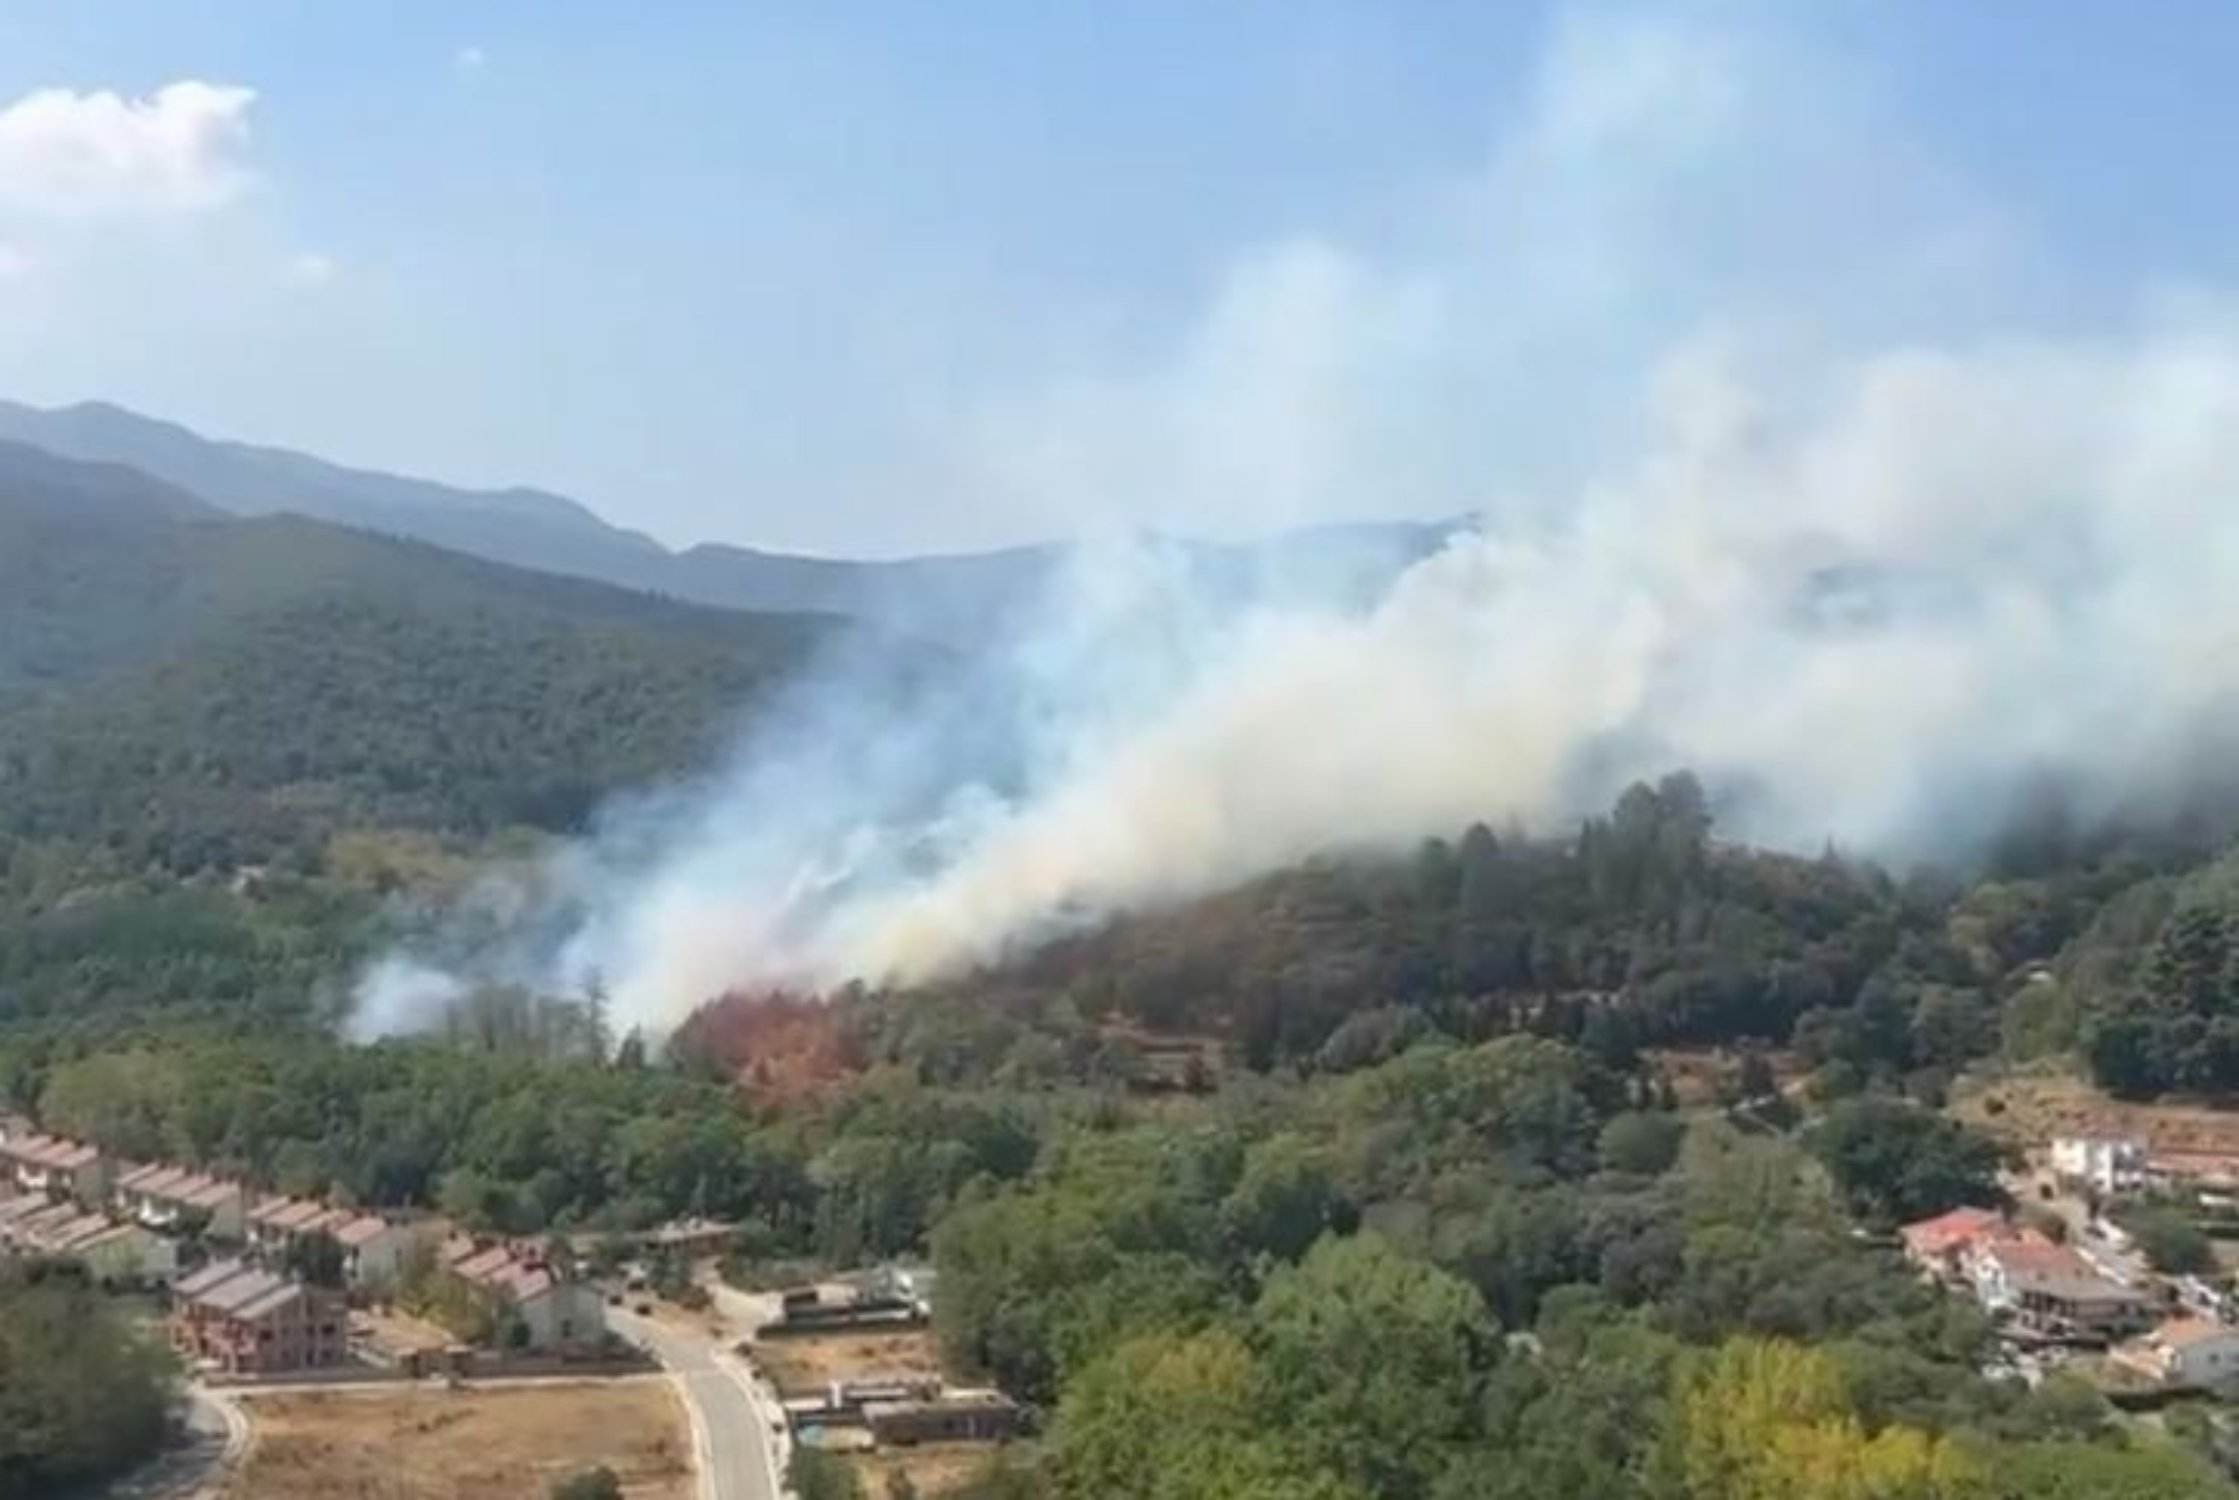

{"left": 0, "top": 2, "right": 2235, "bottom": 554}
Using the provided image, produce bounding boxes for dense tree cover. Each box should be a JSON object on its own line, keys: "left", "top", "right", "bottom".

{"left": 2115, "top": 1204, "right": 2217, "bottom": 1276}
{"left": 0, "top": 1258, "right": 178, "bottom": 1498}
{"left": 0, "top": 1018, "right": 1075, "bottom": 1252}
{"left": 0, "top": 500, "right": 842, "bottom": 857}
{"left": 860, "top": 775, "right": 2068, "bottom": 1086}
{"left": 8, "top": 466, "right": 2239, "bottom": 1498}
{"left": 0, "top": 482, "right": 870, "bottom": 1032}
{"left": 1806, "top": 1096, "right": 2007, "bottom": 1227}
{"left": 918, "top": 1035, "right": 2225, "bottom": 1500}
{"left": 2080, "top": 860, "right": 2239, "bottom": 1096}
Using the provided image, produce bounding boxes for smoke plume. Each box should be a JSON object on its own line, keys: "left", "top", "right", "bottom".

{"left": 355, "top": 5, "right": 2239, "bottom": 1034}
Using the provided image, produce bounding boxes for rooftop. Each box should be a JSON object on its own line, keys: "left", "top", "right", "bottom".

{"left": 1900, "top": 1206, "right": 2004, "bottom": 1256}
{"left": 333, "top": 1214, "right": 394, "bottom": 1247}
{"left": 176, "top": 1259, "right": 253, "bottom": 1299}
{"left": 2, "top": 1133, "right": 100, "bottom": 1171}
{"left": 2153, "top": 1316, "right": 2236, "bottom": 1350}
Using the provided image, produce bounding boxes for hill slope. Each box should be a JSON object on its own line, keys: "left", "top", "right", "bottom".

{"left": 0, "top": 446, "right": 857, "bottom": 869}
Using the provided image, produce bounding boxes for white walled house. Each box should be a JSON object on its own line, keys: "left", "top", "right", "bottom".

{"left": 2050, "top": 1136, "right": 2146, "bottom": 1198}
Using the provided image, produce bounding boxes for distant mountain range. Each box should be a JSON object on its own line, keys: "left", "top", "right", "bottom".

{"left": 0, "top": 398, "right": 1459, "bottom": 637}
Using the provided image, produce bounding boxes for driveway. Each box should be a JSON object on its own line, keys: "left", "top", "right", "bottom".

{"left": 611, "top": 1306, "right": 789, "bottom": 1500}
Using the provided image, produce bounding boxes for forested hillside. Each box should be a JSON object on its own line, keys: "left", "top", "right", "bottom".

{"left": 0, "top": 448, "right": 863, "bottom": 1028}
{"left": 807, "top": 773, "right": 2234, "bottom": 1113}
{"left": 6, "top": 440, "right": 2239, "bottom": 1498}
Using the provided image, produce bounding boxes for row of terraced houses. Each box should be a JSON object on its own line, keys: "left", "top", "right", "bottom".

{"left": 2, "top": 1117, "right": 606, "bottom": 1373}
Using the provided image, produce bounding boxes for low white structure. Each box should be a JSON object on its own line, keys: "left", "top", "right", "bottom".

{"left": 2114, "top": 1316, "right": 2239, "bottom": 1389}
{"left": 2050, "top": 1136, "right": 2146, "bottom": 1198}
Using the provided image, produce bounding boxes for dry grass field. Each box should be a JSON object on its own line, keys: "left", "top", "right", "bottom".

{"left": 226, "top": 1382, "right": 693, "bottom": 1500}
{"left": 1951, "top": 1063, "right": 2239, "bottom": 1155}
{"left": 750, "top": 1326, "right": 945, "bottom": 1395}
{"left": 849, "top": 1441, "right": 999, "bottom": 1498}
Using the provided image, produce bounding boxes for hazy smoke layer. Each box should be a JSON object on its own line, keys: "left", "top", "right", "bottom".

{"left": 356, "top": 6, "right": 2239, "bottom": 1035}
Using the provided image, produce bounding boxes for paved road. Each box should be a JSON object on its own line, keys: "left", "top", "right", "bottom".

{"left": 612, "top": 1307, "right": 788, "bottom": 1500}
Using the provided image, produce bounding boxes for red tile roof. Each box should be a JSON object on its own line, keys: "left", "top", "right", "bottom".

{"left": 1899, "top": 1206, "right": 2004, "bottom": 1258}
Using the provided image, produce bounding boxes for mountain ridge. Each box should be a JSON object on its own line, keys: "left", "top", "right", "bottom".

{"left": 0, "top": 397, "right": 1459, "bottom": 635}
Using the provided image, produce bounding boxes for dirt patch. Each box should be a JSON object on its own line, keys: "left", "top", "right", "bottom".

{"left": 225, "top": 1382, "right": 693, "bottom": 1500}
{"left": 356, "top": 1306, "right": 456, "bottom": 1361}
{"left": 1952, "top": 1066, "right": 2239, "bottom": 1155}
{"left": 850, "top": 1442, "right": 1001, "bottom": 1498}
{"left": 1643, "top": 1046, "right": 1806, "bottom": 1108}
{"left": 750, "top": 1328, "right": 945, "bottom": 1396}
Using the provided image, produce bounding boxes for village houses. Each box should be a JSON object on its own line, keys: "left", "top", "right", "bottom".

{"left": 170, "top": 1259, "right": 349, "bottom": 1375}
{"left": 443, "top": 1238, "right": 606, "bottom": 1350}
{"left": 0, "top": 1129, "right": 111, "bottom": 1205}
{"left": 1899, "top": 1205, "right": 2154, "bottom": 1343}
{"left": 114, "top": 1163, "right": 248, "bottom": 1240}
{"left": 2049, "top": 1135, "right": 2148, "bottom": 1199}
{"left": 248, "top": 1195, "right": 429, "bottom": 1289}
{"left": 0, "top": 1194, "right": 178, "bottom": 1284}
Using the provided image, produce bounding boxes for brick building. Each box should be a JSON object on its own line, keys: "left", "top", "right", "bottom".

{"left": 171, "top": 1259, "right": 348, "bottom": 1374}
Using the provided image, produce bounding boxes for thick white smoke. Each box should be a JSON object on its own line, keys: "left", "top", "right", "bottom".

{"left": 354, "top": 5, "right": 2239, "bottom": 1034}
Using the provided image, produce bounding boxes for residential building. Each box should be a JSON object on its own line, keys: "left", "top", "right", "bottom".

{"left": 248, "top": 1198, "right": 433, "bottom": 1289}
{"left": 1899, "top": 1206, "right": 2007, "bottom": 1279}
{"left": 113, "top": 1165, "right": 247, "bottom": 1240}
{"left": 2113, "top": 1316, "right": 2239, "bottom": 1389}
{"left": 333, "top": 1214, "right": 419, "bottom": 1288}
{"left": 0, "top": 1131, "right": 110, "bottom": 1204}
{"left": 448, "top": 1244, "right": 605, "bottom": 1350}
{"left": 0, "top": 1199, "right": 88, "bottom": 1254}
{"left": 170, "top": 1259, "right": 348, "bottom": 1375}
{"left": 245, "top": 1195, "right": 353, "bottom": 1258}
{"left": 6, "top": 1204, "right": 179, "bottom": 1285}
{"left": 2050, "top": 1141, "right": 2149, "bottom": 1200}
{"left": 1966, "top": 1233, "right": 2152, "bottom": 1340}
{"left": 2050, "top": 1136, "right": 2147, "bottom": 1198}
{"left": 70, "top": 1221, "right": 179, "bottom": 1285}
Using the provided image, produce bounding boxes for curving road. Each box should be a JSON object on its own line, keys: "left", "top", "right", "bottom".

{"left": 611, "top": 1306, "right": 789, "bottom": 1500}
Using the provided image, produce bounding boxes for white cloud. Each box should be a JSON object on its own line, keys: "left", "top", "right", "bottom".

{"left": 454, "top": 46, "right": 487, "bottom": 74}
{"left": 0, "top": 80, "right": 257, "bottom": 217}
{"left": 286, "top": 251, "right": 338, "bottom": 287}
